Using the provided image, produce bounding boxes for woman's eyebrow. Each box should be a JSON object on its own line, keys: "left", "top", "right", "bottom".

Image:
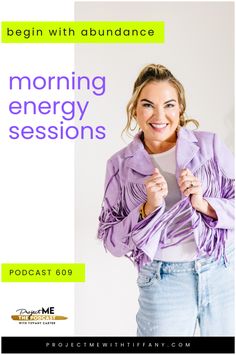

{"left": 164, "top": 99, "right": 176, "bottom": 104}
{"left": 140, "top": 99, "right": 154, "bottom": 104}
{"left": 140, "top": 98, "right": 177, "bottom": 105}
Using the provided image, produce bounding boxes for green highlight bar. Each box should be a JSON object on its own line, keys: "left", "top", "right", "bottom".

{"left": 1, "top": 263, "right": 85, "bottom": 282}
{"left": 1, "top": 21, "right": 164, "bottom": 43}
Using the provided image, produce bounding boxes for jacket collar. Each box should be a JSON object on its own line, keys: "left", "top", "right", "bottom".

{"left": 124, "top": 127, "right": 200, "bottom": 178}
{"left": 176, "top": 127, "right": 199, "bottom": 176}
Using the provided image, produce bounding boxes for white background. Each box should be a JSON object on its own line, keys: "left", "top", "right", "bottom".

{"left": 0, "top": 0, "right": 234, "bottom": 348}
{"left": 0, "top": 0, "right": 76, "bottom": 340}
{"left": 75, "top": 1, "right": 234, "bottom": 336}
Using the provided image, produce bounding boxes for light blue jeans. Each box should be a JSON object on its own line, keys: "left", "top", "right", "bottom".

{"left": 136, "top": 245, "right": 234, "bottom": 336}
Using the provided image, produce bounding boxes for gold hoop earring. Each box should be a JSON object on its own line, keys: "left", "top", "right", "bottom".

{"left": 130, "top": 120, "right": 138, "bottom": 131}
{"left": 176, "top": 125, "right": 180, "bottom": 132}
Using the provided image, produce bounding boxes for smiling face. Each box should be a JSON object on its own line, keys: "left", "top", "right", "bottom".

{"left": 135, "top": 80, "right": 181, "bottom": 152}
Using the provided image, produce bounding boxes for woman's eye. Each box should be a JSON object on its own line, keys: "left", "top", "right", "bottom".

{"left": 165, "top": 103, "right": 174, "bottom": 108}
{"left": 143, "top": 103, "right": 153, "bottom": 108}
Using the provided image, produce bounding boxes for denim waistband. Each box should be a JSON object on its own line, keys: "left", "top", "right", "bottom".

{"left": 152, "top": 243, "right": 234, "bottom": 274}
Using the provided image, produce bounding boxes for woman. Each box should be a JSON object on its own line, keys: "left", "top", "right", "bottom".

{"left": 98, "top": 64, "right": 234, "bottom": 336}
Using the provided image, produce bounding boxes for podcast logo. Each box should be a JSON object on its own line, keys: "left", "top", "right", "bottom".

{"left": 11, "top": 306, "right": 67, "bottom": 325}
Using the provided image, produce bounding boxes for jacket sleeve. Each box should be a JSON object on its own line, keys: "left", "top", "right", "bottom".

{"left": 202, "top": 133, "right": 234, "bottom": 229}
{"left": 97, "top": 159, "right": 165, "bottom": 264}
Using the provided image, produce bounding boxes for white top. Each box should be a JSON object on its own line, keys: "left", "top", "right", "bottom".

{"left": 150, "top": 146, "right": 198, "bottom": 261}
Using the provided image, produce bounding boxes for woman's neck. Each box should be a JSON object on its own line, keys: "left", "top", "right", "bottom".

{"left": 143, "top": 135, "right": 177, "bottom": 154}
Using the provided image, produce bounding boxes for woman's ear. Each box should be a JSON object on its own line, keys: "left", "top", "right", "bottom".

{"left": 179, "top": 103, "right": 184, "bottom": 116}
{"left": 179, "top": 105, "right": 182, "bottom": 116}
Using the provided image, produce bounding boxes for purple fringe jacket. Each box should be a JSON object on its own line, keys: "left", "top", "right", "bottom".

{"left": 98, "top": 128, "right": 234, "bottom": 270}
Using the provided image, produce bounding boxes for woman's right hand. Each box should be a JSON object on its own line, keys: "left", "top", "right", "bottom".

{"left": 144, "top": 168, "right": 168, "bottom": 216}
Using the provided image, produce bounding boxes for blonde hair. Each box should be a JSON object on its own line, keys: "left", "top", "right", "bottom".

{"left": 124, "top": 64, "right": 199, "bottom": 135}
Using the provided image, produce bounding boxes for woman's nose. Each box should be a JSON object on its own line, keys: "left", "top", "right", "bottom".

{"left": 152, "top": 107, "right": 164, "bottom": 120}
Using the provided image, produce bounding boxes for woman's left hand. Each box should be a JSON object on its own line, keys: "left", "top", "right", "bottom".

{"left": 178, "top": 168, "right": 204, "bottom": 210}
{"left": 178, "top": 169, "right": 217, "bottom": 219}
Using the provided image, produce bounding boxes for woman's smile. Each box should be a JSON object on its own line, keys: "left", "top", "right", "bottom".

{"left": 149, "top": 122, "right": 169, "bottom": 131}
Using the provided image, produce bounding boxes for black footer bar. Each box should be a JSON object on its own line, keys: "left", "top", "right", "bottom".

{"left": 1, "top": 336, "right": 235, "bottom": 353}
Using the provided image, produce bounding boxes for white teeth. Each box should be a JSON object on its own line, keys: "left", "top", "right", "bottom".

{"left": 151, "top": 123, "right": 168, "bottom": 129}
